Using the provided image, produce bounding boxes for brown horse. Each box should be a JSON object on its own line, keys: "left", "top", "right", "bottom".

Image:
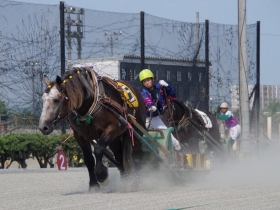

{"left": 161, "top": 99, "right": 221, "bottom": 155}
{"left": 38, "top": 67, "right": 146, "bottom": 190}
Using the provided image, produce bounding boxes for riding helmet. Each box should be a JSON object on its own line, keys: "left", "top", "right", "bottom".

{"left": 139, "top": 69, "right": 154, "bottom": 82}
{"left": 220, "top": 102, "right": 228, "bottom": 108}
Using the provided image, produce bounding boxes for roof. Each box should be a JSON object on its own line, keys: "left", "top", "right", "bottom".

{"left": 68, "top": 55, "right": 210, "bottom": 66}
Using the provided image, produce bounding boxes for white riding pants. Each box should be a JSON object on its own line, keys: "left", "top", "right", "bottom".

{"left": 228, "top": 124, "right": 241, "bottom": 141}
{"left": 145, "top": 116, "right": 181, "bottom": 151}
{"left": 228, "top": 124, "right": 241, "bottom": 151}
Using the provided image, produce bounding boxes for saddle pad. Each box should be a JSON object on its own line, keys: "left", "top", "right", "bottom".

{"left": 117, "top": 82, "right": 139, "bottom": 107}
{"left": 194, "top": 109, "right": 212, "bottom": 128}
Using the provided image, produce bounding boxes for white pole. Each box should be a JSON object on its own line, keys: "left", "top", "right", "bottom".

{"left": 267, "top": 117, "right": 271, "bottom": 140}
{"left": 279, "top": 123, "right": 280, "bottom": 149}
{"left": 238, "top": 0, "right": 250, "bottom": 153}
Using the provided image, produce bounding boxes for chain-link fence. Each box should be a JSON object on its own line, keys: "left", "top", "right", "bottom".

{"left": 0, "top": 1, "right": 258, "bottom": 133}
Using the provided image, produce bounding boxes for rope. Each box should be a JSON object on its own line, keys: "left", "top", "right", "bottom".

{"left": 123, "top": 108, "right": 134, "bottom": 146}
{"left": 61, "top": 127, "right": 73, "bottom": 144}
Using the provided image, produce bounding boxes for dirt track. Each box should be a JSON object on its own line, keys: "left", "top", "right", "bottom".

{"left": 1, "top": 155, "right": 280, "bottom": 210}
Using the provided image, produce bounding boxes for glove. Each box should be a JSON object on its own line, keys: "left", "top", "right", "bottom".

{"left": 148, "top": 106, "right": 157, "bottom": 112}
{"left": 159, "top": 80, "right": 168, "bottom": 87}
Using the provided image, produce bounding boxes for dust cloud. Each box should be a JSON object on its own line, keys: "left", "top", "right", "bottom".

{"left": 204, "top": 141, "right": 280, "bottom": 189}
{"left": 97, "top": 163, "right": 183, "bottom": 193}
{"left": 92, "top": 140, "right": 280, "bottom": 193}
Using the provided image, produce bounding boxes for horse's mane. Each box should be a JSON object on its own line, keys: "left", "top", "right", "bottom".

{"left": 61, "top": 67, "right": 95, "bottom": 110}
{"left": 172, "top": 99, "right": 192, "bottom": 118}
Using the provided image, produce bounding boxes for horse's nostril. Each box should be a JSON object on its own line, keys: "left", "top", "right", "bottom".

{"left": 43, "top": 126, "right": 49, "bottom": 131}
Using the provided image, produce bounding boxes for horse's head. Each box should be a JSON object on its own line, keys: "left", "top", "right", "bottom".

{"left": 59, "top": 68, "right": 95, "bottom": 114}
{"left": 161, "top": 99, "right": 192, "bottom": 127}
{"left": 161, "top": 101, "right": 175, "bottom": 126}
{"left": 38, "top": 75, "right": 69, "bottom": 135}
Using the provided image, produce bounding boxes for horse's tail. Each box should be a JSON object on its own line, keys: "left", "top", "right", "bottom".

{"left": 121, "top": 132, "right": 135, "bottom": 174}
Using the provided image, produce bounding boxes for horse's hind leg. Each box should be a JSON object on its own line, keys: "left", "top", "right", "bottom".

{"left": 76, "top": 135, "right": 99, "bottom": 189}
{"left": 109, "top": 137, "right": 126, "bottom": 176}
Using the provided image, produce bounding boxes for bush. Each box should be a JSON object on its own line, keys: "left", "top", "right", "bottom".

{"left": 0, "top": 133, "right": 83, "bottom": 169}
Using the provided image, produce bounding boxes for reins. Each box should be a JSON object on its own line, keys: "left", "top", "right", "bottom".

{"left": 61, "top": 127, "right": 73, "bottom": 144}
{"left": 163, "top": 87, "right": 181, "bottom": 142}
{"left": 147, "top": 90, "right": 160, "bottom": 130}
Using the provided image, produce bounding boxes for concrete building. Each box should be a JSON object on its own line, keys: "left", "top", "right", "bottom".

{"left": 231, "top": 85, "right": 280, "bottom": 111}
{"left": 260, "top": 85, "right": 280, "bottom": 110}
{"left": 69, "top": 55, "right": 210, "bottom": 111}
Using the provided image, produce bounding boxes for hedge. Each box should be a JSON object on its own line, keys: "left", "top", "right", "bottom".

{"left": 0, "top": 133, "right": 83, "bottom": 169}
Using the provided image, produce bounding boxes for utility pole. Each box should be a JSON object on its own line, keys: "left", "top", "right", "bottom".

{"left": 104, "top": 31, "right": 122, "bottom": 56}
{"left": 196, "top": 12, "right": 200, "bottom": 59}
{"left": 238, "top": 0, "right": 250, "bottom": 154}
{"left": 24, "top": 61, "right": 40, "bottom": 114}
{"left": 140, "top": 11, "right": 145, "bottom": 70}
{"left": 65, "top": 6, "right": 85, "bottom": 68}
{"left": 60, "top": 1, "right": 65, "bottom": 75}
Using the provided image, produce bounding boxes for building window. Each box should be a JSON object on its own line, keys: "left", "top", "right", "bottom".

{"left": 167, "top": 71, "right": 170, "bottom": 81}
{"left": 198, "top": 72, "right": 202, "bottom": 83}
{"left": 121, "top": 68, "right": 127, "bottom": 80}
{"left": 177, "top": 71, "right": 181, "bottom": 81}
{"left": 187, "top": 72, "right": 192, "bottom": 82}
{"left": 128, "top": 69, "right": 134, "bottom": 81}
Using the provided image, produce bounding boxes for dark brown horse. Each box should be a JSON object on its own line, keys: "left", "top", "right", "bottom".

{"left": 161, "top": 99, "right": 221, "bottom": 155}
{"left": 38, "top": 67, "right": 146, "bottom": 190}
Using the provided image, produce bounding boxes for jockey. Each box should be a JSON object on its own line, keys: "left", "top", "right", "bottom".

{"left": 216, "top": 102, "right": 241, "bottom": 152}
{"left": 139, "top": 69, "right": 182, "bottom": 153}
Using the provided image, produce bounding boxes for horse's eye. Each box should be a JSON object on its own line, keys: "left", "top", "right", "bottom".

{"left": 53, "top": 99, "right": 60, "bottom": 103}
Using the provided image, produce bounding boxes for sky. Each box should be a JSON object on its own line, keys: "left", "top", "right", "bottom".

{"left": 13, "top": 0, "right": 280, "bottom": 85}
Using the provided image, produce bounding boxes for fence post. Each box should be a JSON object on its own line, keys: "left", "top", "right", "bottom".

{"left": 279, "top": 123, "right": 280, "bottom": 149}
{"left": 267, "top": 117, "right": 271, "bottom": 140}
{"left": 140, "top": 11, "right": 145, "bottom": 70}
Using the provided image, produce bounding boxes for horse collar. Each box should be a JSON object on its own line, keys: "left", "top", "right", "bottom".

{"left": 72, "top": 69, "right": 102, "bottom": 125}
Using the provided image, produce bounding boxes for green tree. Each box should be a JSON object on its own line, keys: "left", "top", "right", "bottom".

{"left": 29, "top": 134, "right": 61, "bottom": 168}
{"left": 0, "top": 100, "right": 8, "bottom": 115}
{"left": 0, "top": 133, "right": 83, "bottom": 169}
{"left": 0, "top": 134, "right": 32, "bottom": 168}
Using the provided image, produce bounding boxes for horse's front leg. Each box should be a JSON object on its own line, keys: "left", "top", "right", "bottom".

{"left": 94, "top": 127, "right": 119, "bottom": 186}
{"left": 75, "top": 134, "right": 99, "bottom": 189}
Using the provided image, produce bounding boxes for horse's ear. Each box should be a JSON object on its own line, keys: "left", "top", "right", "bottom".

{"left": 56, "top": 75, "right": 62, "bottom": 85}
{"left": 43, "top": 75, "right": 50, "bottom": 86}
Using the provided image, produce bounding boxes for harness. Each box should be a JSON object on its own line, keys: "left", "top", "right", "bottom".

{"left": 165, "top": 101, "right": 191, "bottom": 129}
{"left": 71, "top": 69, "right": 100, "bottom": 123}
{"left": 67, "top": 69, "right": 137, "bottom": 126}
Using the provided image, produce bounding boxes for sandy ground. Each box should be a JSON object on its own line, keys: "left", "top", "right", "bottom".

{"left": 1, "top": 151, "right": 280, "bottom": 210}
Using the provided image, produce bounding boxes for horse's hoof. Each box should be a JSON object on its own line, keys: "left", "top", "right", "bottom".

{"left": 98, "top": 176, "right": 110, "bottom": 186}
{"left": 88, "top": 185, "right": 100, "bottom": 193}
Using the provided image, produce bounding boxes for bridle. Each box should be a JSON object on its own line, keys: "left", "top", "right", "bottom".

{"left": 53, "top": 88, "right": 70, "bottom": 126}
{"left": 164, "top": 102, "right": 190, "bottom": 128}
